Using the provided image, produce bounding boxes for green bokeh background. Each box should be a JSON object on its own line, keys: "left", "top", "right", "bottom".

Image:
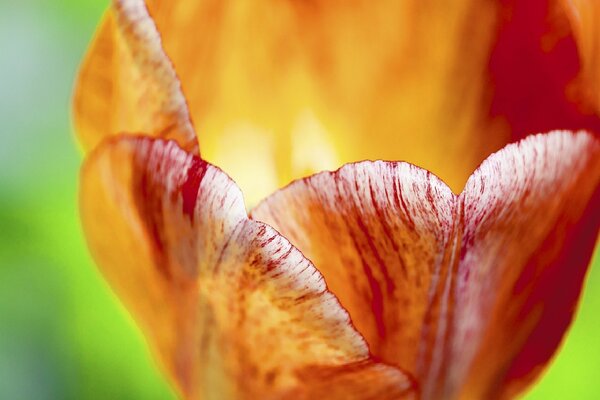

{"left": 0, "top": 1, "right": 598, "bottom": 398}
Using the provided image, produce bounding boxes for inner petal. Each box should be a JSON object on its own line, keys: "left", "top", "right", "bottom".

{"left": 141, "top": 0, "right": 600, "bottom": 203}
{"left": 148, "top": 0, "right": 505, "bottom": 203}
{"left": 251, "top": 161, "right": 457, "bottom": 378}
{"left": 76, "top": 1, "right": 600, "bottom": 203}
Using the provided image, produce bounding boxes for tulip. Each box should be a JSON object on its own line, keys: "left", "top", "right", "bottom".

{"left": 74, "top": 0, "right": 600, "bottom": 399}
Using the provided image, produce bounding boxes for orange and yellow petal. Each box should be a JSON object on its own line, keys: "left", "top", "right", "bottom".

{"left": 136, "top": 0, "right": 503, "bottom": 199}
{"left": 252, "top": 131, "right": 599, "bottom": 399}
{"left": 80, "top": 135, "right": 415, "bottom": 399}
{"left": 73, "top": 0, "right": 197, "bottom": 154}
{"left": 76, "top": 0, "right": 600, "bottom": 204}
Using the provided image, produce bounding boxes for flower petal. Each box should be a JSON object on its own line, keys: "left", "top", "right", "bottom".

{"left": 488, "top": 0, "right": 600, "bottom": 140}
{"left": 76, "top": 0, "right": 600, "bottom": 203}
{"left": 455, "top": 131, "right": 599, "bottom": 399}
{"left": 252, "top": 131, "right": 599, "bottom": 399}
{"left": 251, "top": 158, "right": 459, "bottom": 395}
{"left": 73, "top": 0, "right": 197, "bottom": 154}
{"left": 80, "top": 135, "right": 415, "bottom": 399}
{"left": 561, "top": 0, "right": 600, "bottom": 111}
{"left": 137, "top": 0, "right": 504, "bottom": 198}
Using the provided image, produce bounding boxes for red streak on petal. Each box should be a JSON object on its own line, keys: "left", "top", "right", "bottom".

{"left": 181, "top": 157, "right": 207, "bottom": 221}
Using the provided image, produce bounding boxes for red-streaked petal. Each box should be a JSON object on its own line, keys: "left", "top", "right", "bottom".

{"left": 251, "top": 159, "right": 458, "bottom": 393}
{"left": 73, "top": 0, "right": 197, "bottom": 154}
{"left": 455, "top": 131, "right": 599, "bottom": 399}
{"left": 252, "top": 131, "right": 600, "bottom": 399}
{"left": 80, "top": 135, "right": 415, "bottom": 399}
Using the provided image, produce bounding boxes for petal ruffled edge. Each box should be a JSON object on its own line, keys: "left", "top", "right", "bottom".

{"left": 80, "top": 134, "right": 416, "bottom": 399}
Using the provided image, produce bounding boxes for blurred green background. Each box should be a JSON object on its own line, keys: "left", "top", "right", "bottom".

{"left": 0, "top": 1, "right": 598, "bottom": 399}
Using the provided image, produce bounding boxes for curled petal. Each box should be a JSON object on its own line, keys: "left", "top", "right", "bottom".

{"left": 252, "top": 131, "right": 600, "bottom": 399}
{"left": 80, "top": 135, "right": 414, "bottom": 399}
{"left": 73, "top": 0, "right": 197, "bottom": 154}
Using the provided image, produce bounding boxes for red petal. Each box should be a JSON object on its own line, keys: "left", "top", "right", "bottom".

{"left": 489, "top": 0, "right": 600, "bottom": 140}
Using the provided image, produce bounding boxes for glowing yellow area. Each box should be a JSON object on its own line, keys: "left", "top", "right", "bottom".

{"left": 206, "top": 122, "right": 279, "bottom": 207}
{"left": 291, "top": 110, "right": 341, "bottom": 179}
{"left": 77, "top": 0, "right": 512, "bottom": 203}
{"left": 148, "top": 0, "right": 507, "bottom": 202}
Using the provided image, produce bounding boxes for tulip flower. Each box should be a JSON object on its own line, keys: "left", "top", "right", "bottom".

{"left": 74, "top": 1, "right": 600, "bottom": 399}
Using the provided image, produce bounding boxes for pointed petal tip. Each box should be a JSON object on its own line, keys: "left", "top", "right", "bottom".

{"left": 73, "top": 1, "right": 198, "bottom": 155}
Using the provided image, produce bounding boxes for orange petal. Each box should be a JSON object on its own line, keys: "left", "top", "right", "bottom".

{"left": 284, "top": 361, "right": 417, "bottom": 400}
{"left": 80, "top": 135, "right": 415, "bottom": 399}
{"left": 252, "top": 131, "right": 600, "bottom": 399}
{"left": 252, "top": 159, "right": 457, "bottom": 385}
{"left": 561, "top": 0, "right": 600, "bottom": 111}
{"left": 140, "top": 0, "right": 504, "bottom": 199}
{"left": 75, "top": 0, "right": 600, "bottom": 203}
{"left": 73, "top": 0, "right": 197, "bottom": 154}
